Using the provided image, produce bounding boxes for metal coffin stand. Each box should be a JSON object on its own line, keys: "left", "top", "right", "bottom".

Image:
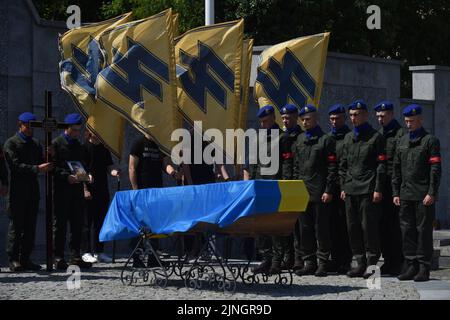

{"left": 120, "top": 211, "right": 301, "bottom": 293}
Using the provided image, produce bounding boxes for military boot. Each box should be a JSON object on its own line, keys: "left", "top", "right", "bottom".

{"left": 69, "top": 257, "right": 93, "bottom": 269}
{"left": 21, "top": 259, "right": 42, "bottom": 271}
{"left": 347, "top": 257, "right": 367, "bottom": 278}
{"left": 413, "top": 264, "right": 430, "bottom": 282}
{"left": 252, "top": 260, "right": 271, "bottom": 274}
{"left": 363, "top": 257, "right": 380, "bottom": 279}
{"left": 315, "top": 263, "right": 328, "bottom": 277}
{"left": 281, "top": 253, "right": 295, "bottom": 270}
{"left": 54, "top": 258, "right": 69, "bottom": 271}
{"left": 268, "top": 261, "right": 282, "bottom": 274}
{"left": 397, "top": 261, "right": 419, "bottom": 281}
{"left": 9, "top": 260, "right": 24, "bottom": 272}
{"left": 295, "top": 260, "right": 317, "bottom": 276}
{"left": 292, "top": 258, "right": 304, "bottom": 271}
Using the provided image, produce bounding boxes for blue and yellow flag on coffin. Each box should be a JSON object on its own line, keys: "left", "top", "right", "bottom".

{"left": 59, "top": 13, "right": 133, "bottom": 158}
{"left": 96, "top": 9, "right": 179, "bottom": 155}
{"left": 175, "top": 20, "right": 244, "bottom": 141}
{"left": 254, "top": 33, "right": 330, "bottom": 118}
{"left": 238, "top": 38, "right": 254, "bottom": 130}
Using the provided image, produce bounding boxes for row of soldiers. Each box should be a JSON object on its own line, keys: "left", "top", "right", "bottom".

{"left": 248, "top": 100, "right": 441, "bottom": 282}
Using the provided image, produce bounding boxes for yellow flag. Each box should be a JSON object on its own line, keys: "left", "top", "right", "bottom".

{"left": 175, "top": 19, "right": 244, "bottom": 137}
{"left": 59, "top": 13, "right": 133, "bottom": 158}
{"left": 254, "top": 32, "right": 330, "bottom": 119}
{"left": 96, "top": 9, "right": 179, "bottom": 155}
{"left": 238, "top": 38, "right": 254, "bottom": 130}
{"left": 173, "top": 13, "right": 180, "bottom": 37}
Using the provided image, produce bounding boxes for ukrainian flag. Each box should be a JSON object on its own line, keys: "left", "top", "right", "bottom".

{"left": 254, "top": 32, "right": 330, "bottom": 120}
{"left": 175, "top": 19, "right": 244, "bottom": 155}
{"left": 59, "top": 13, "right": 133, "bottom": 157}
{"left": 96, "top": 9, "right": 180, "bottom": 155}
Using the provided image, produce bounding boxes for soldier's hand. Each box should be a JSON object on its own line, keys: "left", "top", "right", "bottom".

{"left": 84, "top": 189, "right": 92, "bottom": 200}
{"left": 68, "top": 175, "right": 79, "bottom": 184}
{"left": 393, "top": 197, "right": 401, "bottom": 207}
{"left": 373, "top": 192, "right": 382, "bottom": 203}
{"left": 88, "top": 174, "right": 94, "bottom": 184}
{"left": 340, "top": 191, "right": 346, "bottom": 201}
{"left": 322, "top": 193, "right": 333, "bottom": 203}
{"left": 423, "top": 194, "right": 435, "bottom": 206}
{"left": 38, "top": 162, "right": 53, "bottom": 173}
{"left": 110, "top": 169, "right": 121, "bottom": 177}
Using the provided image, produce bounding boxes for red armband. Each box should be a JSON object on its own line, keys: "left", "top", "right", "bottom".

{"left": 378, "top": 154, "right": 387, "bottom": 161}
{"left": 327, "top": 154, "right": 337, "bottom": 163}
{"left": 282, "top": 152, "right": 293, "bottom": 160}
{"left": 429, "top": 156, "right": 441, "bottom": 164}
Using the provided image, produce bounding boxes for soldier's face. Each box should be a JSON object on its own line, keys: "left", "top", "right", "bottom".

{"left": 19, "top": 122, "right": 33, "bottom": 137}
{"left": 281, "top": 113, "right": 298, "bottom": 129}
{"left": 259, "top": 114, "right": 275, "bottom": 129}
{"left": 376, "top": 110, "right": 394, "bottom": 127}
{"left": 405, "top": 116, "right": 422, "bottom": 131}
{"left": 300, "top": 113, "right": 317, "bottom": 130}
{"left": 349, "top": 110, "right": 368, "bottom": 127}
{"left": 67, "top": 125, "right": 82, "bottom": 139}
{"left": 329, "top": 114, "right": 346, "bottom": 129}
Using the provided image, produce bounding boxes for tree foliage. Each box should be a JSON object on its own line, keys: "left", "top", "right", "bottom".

{"left": 34, "top": 0, "right": 450, "bottom": 96}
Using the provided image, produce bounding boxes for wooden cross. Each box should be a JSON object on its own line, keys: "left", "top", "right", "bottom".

{"left": 30, "top": 91, "right": 67, "bottom": 271}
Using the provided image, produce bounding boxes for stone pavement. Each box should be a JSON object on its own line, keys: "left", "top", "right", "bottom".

{"left": 0, "top": 259, "right": 433, "bottom": 300}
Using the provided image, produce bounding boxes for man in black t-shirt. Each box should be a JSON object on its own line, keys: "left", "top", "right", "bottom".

{"left": 81, "top": 130, "right": 120, "bottom": 264}
{"left": 128, "top": 133, "right": 180, "bottom": 267}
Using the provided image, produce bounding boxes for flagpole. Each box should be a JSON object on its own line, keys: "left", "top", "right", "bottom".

{"left": 205, "top": 0, "right": 214, "bottom": 25}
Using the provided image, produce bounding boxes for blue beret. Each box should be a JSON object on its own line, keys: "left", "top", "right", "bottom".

{"left": 18, "top": 112, "right": 37, "bottom": 122}
{"left": 328, "top": 104, "right": 346, "bottom": 115}
{"left": 348, "top": 100, "right": 367, "bottom": 111}
{"left": 374, "top": 100, "right": 394, "bottom": 112}
{"left": 280, "top": 104, "right": 298, "bottom": 115}
{"left": 64, "top": 113, "right": 83, "bottom": 125}
{"left": 257, "top": 105, "right": 275, "bottom": 118}
{"left": 299, "top": 104, "right": 317, "bottom": 116}
{"left": 403, "top": 104, "right": 422, "bottom": 116}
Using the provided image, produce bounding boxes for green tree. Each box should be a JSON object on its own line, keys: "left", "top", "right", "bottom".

{"left": 101, "top": 0, "right": 205, "bottom": 34}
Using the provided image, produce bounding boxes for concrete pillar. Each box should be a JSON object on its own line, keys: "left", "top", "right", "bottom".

{"left": 410, "top": 65, "right": 450, "bottom": 227}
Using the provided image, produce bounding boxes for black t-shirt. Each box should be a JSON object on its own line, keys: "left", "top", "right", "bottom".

{"left": 189, "top": 140, "right": 215, "bottom": 185}
{"left": 130, "top": 137, "right": 164, "bottom": 189}
{"left": 84, "top": 141, "right": 114, "bottom": 193}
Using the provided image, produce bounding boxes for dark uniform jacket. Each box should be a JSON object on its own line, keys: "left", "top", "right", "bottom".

{"left": 379, "top": 119, "right": 407, "bottom": 179}
{"left": 52, "top": 134, "right": 87, "bottom": 190}
{"left": 249, "top": 124, "right": 283, "bottom": 180}
{"left": 3, "top": 133, "right": 43, "bottom": 200}
{"left": 293, "top": 126, "right": 337, "bottom": 202}
{"left": 280, "top": 125, "right": 302, "bottom": 180}
{"left": 392, "top": 128, "right": 441, "bottom": 201}
{"left": 328, "top": 125, "right": 351, "bottom": 193}
{"left": 339, "top": 123, "right": 387, "bottom": 196}
{"left": 0, "top": 144, "right": 8, "bottom": 186}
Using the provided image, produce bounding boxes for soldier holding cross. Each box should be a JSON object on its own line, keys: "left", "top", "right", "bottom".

{"left": 3, "top": 112, "right": 53, "bottom": 271}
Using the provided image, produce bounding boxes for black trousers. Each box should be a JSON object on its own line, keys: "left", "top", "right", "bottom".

{"left": 256, "top": 235, "right": 272, "bottom": 262}
{"left": 272, "top": 234, "right": 294, "bottom": 264}
{"left": 329, "top": 195, "right": 352, "bottom": 267}
{"left": 6, "top": 194, "right": 39, "bottom": 262}
{"left": 345, "top": 194, "right": 381, "bottom": 264}
{"left": 53, "top": 185, "right": 84, "bottom": 260}
{"left": 399, "top": 200, "right": 434, "bottom": 266}
{"left": 379, "top": 186, "right": 404, "bottom": 267}
{"left": 295, "top": 202, "right": 331, "bottom": 264}
{"left": 81, "top": 189, "right": 110, "bottom": 253}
